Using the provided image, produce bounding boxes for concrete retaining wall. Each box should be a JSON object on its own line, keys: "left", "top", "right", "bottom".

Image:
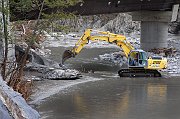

{"left": 0, "top": 76, "right": 40, "bottom": 119}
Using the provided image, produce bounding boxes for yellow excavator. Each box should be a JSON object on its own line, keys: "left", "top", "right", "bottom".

{"left": 62, "top": 29, "right": 167, "bottom": 77}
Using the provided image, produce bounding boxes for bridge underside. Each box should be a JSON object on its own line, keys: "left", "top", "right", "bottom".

{"left": 67, "top": 0, "right": 178, "bottom": 15}
{"left": 10, "top": 0, "right": 180, "bottom": 21}
{"left": 10, "top": 0, "right": 180, "bottom": 50}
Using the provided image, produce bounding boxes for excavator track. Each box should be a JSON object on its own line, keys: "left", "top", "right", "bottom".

{"left": 118, "top": 68, "right": 161, "bottom": 77}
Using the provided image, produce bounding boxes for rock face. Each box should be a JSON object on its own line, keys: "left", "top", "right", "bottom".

{"left": 0, "top": 76, "right": 40, "bottom": 119}
{"left": 100, "top": 13, "right": 140, "bottom": 34}
{"left": 55, "top": 13, "right": 140, "bottom": 35}
{"left": 56, "top": 14, "right": 118, "bottom": 32}
{"left": 59, "top": 12, "right": 179, "bottom": 35}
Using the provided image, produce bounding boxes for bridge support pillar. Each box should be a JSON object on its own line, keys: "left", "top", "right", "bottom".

{"left": 130, "top": 11, "right": 172, "bottom": 51}
{"left": 140, "top": 21, "right": 168, "bottom": 50}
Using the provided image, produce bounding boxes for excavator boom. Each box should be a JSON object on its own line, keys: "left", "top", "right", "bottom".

{"left": 62, "top": 29, "right": 134, "bottom": 63}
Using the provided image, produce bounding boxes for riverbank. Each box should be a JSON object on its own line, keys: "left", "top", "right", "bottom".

{"left": 0, "top": 75, "right": 40, "bottom": 119}
{"left": 27, "top": 31, "right": 180, "bottom": 118}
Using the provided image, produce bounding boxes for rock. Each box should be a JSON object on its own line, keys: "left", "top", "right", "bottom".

{"left": 15, "top": 45, "right": 33, "bottom": 63}
{"left": 25, "top": 62, "right": 81, "bottom": 80}
{"left": 100, "top": 13, "right": 140, "bottom": 34}
{"left": 149, "top": 48, "right": 177, "bottom": 57}
{"left": 42, "top": 69, "right": 81, "bottom": 80}
{"left": 168, "top": 22, "right": 180, "bottom": 34}
{"left": 99, "top": 51, "right": 127, "bottom": 66}
{"left": 0, "top": 77, "right": 40, "bottom": 119}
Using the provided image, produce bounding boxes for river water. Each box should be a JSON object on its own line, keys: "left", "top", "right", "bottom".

{"left": 35, "top": 47, "right": 180, "bottom": 119}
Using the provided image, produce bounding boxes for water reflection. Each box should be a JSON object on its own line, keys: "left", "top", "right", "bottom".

{"left": 114, "top": 90, "right": 129, "bottom": 119}
{"left": 71, "top": 85, "right": 130, "bottom": 119}
{"left": 147, "top": 84, "right": 167, "bottom": 104}
{"left": 73, "top": 93, "right": 89, "bottom": 116}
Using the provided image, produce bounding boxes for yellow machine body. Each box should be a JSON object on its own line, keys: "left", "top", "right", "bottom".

{"left": 62, "top": 29, "right": 168, "bottom": 77}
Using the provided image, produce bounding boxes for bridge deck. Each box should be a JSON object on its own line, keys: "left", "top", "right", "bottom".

{"left": 10, "top": 0, "right": 180, "bottom": 21}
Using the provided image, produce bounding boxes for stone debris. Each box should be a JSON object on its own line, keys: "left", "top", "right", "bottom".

{"left": 99, "top": 51, "right": 127, "bottom": 66}
{"left": 26, "top": 62, "right": 81, "bottom": 80}
{"left": 163, "top": 57, "right": 180, "bottom": 74}
{"left": 42, "top": 69, "right": 81, "bottom": 80}
{"left": 149, "top": 48, "right": 177, "bottom": 57}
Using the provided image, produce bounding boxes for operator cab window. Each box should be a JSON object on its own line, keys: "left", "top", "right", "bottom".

{"left": 129, "top": 51, "right": 147, "bottom": 67}
{"left": 138, "top": 52, "right": 147, "bottom": 66}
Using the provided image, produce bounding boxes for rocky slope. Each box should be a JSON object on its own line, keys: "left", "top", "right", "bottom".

{"left": 55, "top": 13, "right": 140, "bottom": 35}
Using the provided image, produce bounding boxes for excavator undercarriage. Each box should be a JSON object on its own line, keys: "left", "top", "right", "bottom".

{"left": 118, "top": 68, "right": 161, "bottom": 77}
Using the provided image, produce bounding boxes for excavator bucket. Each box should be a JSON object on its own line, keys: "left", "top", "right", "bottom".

{"left": 62, "top": 50, "right": 75, "bottom": 64}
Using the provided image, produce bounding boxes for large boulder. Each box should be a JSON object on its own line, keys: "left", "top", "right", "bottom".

{"left": 16, "top": 45, "right": 81, "bottom": 80}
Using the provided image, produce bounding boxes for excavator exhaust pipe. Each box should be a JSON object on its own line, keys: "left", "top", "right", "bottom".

{"left": 62, "top": 50, "right": 75, "bottom": 64}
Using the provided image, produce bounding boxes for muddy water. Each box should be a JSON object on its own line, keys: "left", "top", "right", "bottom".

{"left": 36, "top": 47, "right": 180, "bottom": 119}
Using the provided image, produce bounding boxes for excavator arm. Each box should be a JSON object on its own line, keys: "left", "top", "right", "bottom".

{"left": 62, "top": 29, "right": 134, "bottom": 63}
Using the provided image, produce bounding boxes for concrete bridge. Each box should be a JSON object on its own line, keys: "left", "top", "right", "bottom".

{"left": 11, "top": 0, "right": 180, "bottom": 50}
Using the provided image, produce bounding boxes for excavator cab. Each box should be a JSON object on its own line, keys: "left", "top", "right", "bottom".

{"left": 128, "top": 50, "right": 148, "bottom": 68}
{"left": 119, "top": 50, "right": 162, "bottom": 77}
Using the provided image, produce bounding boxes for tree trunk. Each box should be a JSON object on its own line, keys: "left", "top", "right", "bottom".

{"left": 1, "top": 0, "right": 9, "bottom": 80}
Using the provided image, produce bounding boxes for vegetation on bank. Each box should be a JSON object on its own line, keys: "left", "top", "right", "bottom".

{"left": 0, "top": 0, "right": 81, "bottom": 100}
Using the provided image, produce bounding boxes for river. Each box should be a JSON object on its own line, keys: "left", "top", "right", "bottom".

{"left": 34, "top": 47, "right": 180, "bottom": 119}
